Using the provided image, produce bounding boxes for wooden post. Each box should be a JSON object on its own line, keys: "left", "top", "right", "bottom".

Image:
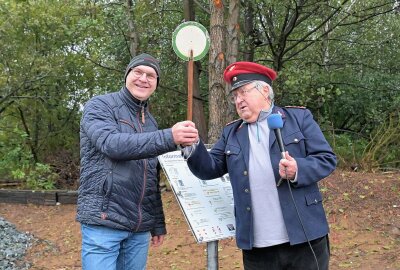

{"left": 187, "top": 50, "right": 194, "bottom": 121}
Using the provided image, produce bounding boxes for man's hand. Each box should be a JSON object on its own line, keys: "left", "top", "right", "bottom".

{"left": 279, "top": 151, "right": 297, "bottom": 180}
{"left": 172, "top": 121, "right": 199, "bottom": 146}
{"left": 151, "top": 234, "right": 165, "bottom": 247}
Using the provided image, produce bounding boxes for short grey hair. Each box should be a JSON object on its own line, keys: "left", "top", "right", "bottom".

{"left": 254, "top": 81, "right": 274, "bottom": 101}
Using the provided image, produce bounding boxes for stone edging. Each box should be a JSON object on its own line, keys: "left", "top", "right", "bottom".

{"left": 0, "top": 189, "right": 77, "bottom": 205}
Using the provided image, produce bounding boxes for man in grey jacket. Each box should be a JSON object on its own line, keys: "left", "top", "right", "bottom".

{"left": 77, "top": 53, "right": 198, "bottom": 270}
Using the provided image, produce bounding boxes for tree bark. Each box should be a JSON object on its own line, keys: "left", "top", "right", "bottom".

{"left": 125, "top": 0, "right": 138, "bottom": 56}
{"left": 208, "top": 0, "right": 227, "bottom": 143}
{"left": 17, "top": 107, "right": 38, "bottom": 163}
{"left": 243, "top": 1, "right": 255, "bottom": 62}
{"left": 225, "top": 0, "right": 240, "bottom": 123}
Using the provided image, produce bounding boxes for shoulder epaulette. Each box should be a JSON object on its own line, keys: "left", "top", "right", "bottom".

{"left": 285, "top": 105, "right": 306, "bottom": 109}
{"left": 225, "top": 118, "right": 242, "bottom": 126}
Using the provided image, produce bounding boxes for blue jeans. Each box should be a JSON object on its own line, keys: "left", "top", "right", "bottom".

{"left": 81, "top": 224, "right": 151, "bottom": 270}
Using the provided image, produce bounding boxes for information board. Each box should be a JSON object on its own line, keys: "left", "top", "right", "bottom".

{"left": 158, "top": 151, "right": 236, "bottom": 243}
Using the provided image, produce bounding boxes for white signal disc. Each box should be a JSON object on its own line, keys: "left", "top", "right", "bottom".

{"left": 172, "top": 21, "right": 210, "bottom": 61}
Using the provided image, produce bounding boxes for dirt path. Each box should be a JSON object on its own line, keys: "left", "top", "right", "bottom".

{"left": 0, "top": 170, "right": 399, "bottom": 269}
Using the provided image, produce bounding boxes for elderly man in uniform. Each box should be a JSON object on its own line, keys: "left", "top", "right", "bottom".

{"left": 182, "top": 61, "right": 336, "bottom": 270}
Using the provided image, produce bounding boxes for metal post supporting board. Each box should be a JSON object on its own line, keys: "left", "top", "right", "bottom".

{"left": 207, "top": 240, "right": 219, "bottom": 270}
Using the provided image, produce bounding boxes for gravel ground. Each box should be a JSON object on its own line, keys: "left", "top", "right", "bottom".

{"left": 0, "top": 216, "right": 33, "bottom": 270}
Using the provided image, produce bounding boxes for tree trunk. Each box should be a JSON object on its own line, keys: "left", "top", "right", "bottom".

{"left": 192, "top": 61, "right": 208, "bottom": 142}
{"left": 208, "top": 0, "right": 227, "bottom": 143}
{"left": 243, "top": 1, "right": 255, "bottom": 62}
{"left": 125, "top": 0, "right": 138, "bottom": 56}
{"left": 225, "top": 0, "right": 240, "bottom": 123}
{"left": 17, "top": 107, "right": 38, "bottom": 163}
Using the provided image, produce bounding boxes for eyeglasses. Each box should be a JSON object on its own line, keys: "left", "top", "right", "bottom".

{"left": 131, "top": 69, "right": 158, "bottom": 83}
{"left": 227, "top": 85, "right": 257, "bottom": 104}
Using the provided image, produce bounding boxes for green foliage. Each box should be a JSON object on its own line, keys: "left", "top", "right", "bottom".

{"left": 360, "top": 112, "right": 400, "bottom": 171}
{"left": 325, "top": 132, "right": 369, "bottom": 169}
{"left": 12, "top": 163, "right": 57, "bottom": 190}
{"left": 1, "top": 0, "right": 399, "bottom": 188}
{"left": 0, "top": 127, "right": 57, "bottom": 189}
{"left": 249, "top": 0, "right": 400, "bottom": 170}
{"left": 0, "top": 0, "right": 116, "bottom": 181}
{"left": 0, "top": 128, "right": 32, "bottom": 178}
{"left": 325, "top": 112, "right": 400, "bottom": 171}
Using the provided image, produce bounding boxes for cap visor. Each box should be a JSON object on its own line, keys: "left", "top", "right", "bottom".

{"left": 230, "top": 80, "right": 254, "bottom": 92}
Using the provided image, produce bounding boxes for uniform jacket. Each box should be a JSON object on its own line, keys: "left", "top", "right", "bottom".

{"left": 187, "top": 106, "right": 337, "bottom": 250}
{"left": 77, "top": 87, "right": 177, "bottom": 236}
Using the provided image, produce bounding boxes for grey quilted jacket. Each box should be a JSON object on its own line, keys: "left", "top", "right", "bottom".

{"left": 77, "top": 87, "right": 176, "bottom": 236}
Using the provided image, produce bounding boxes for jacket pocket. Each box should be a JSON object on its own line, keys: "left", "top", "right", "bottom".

{"left": 119, "top": 119, "right": 138, "bottom": 133}
{"left": 225, "top": 144, "right": 241, "bottom": 156}
{"left": 305, "top": 191, "right": 323, "bottom": 206}
{"left": 282, "top": 131, "right": 305, "bottom": 146}
{"left": 101, "top": 170, "right": 114, "bottom": 211}
{"left": 225, "top": 144, "right": 241, "bottom": 166}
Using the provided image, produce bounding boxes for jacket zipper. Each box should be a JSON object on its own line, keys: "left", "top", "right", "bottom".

{"left": 141, "top": 106, "right": 145, "bottom": 124}
{"left": 118, "top": 104, "right": 147, "bottom": 232}
{"left": 135, "top": 106, "right": 146, "bottom": 231}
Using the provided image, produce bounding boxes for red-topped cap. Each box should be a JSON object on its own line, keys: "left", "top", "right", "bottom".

{"left": 223, "top": 61, "right": 277, "bottom": 91}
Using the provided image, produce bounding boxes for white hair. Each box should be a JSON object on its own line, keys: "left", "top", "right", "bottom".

{"left": 253, "top": 81, "right": 274, "bottom": 101}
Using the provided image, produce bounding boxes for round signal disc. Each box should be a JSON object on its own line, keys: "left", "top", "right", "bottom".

{"left": 172, "top": 21, "right": 210, "bottom": 61}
